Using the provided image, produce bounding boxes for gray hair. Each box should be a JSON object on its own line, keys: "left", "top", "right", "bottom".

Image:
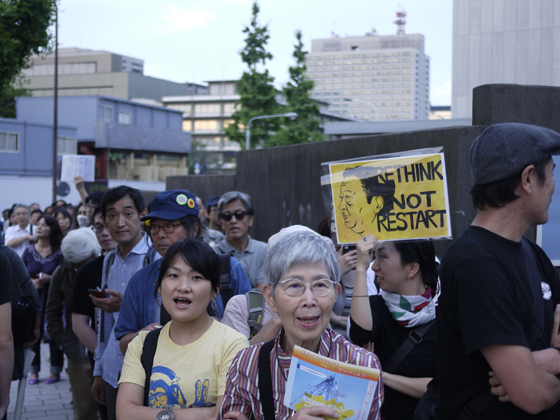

{"left": 61, "top": 228, "right": 101, "bottom": 264}
{"left": 217, "top": 191, "right": 254, "bottom": 215}
{"left": 264, "top": 231, "right": 340, "bottom": 292}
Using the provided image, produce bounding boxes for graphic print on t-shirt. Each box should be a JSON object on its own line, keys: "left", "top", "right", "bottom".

{"left": 149, "top": 366, "right": 188, "bottom": 408}
{"left": 149, "top": 366, "right": 214, "bottom": 409}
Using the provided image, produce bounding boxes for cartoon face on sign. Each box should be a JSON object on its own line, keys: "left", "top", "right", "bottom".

{"left": 338, "top": 166, "right": 395, "bottom": 236}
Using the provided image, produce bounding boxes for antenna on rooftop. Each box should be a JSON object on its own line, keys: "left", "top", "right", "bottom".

{"left": 394, "top": 6, "right": 406, "bottom": 35}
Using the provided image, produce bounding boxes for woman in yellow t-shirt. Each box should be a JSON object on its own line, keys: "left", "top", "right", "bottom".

{"left": 117, "top": 239, "right": 248, "bottom": 420}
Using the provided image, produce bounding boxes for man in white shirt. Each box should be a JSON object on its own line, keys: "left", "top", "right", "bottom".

{"left": 5, "top": 205, "right": 35, "bottom": 257}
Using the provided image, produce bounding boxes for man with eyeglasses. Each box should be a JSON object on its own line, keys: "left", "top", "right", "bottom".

{"left": 114, "top": 189, "right": 251, "bottom": 355}
{"left": 5, "top": 204, "right": 35, "bottom": 257}
{"left": 206, "top": 196, "right": 224, "bottom": 233}
{"left": 195, "top": 196, "right": 224, "bottom": 246}
{"left": 213, "top": 191, "right": 268, "bottom": 289}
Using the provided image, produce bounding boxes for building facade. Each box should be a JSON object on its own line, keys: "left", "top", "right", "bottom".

{"left": 305, "top": 31, "right": 430, "bottom": 121}
{"left": 452, "top": 0, "right": 560, "bottom": 119}
{"left": 163, "top": 80, "right": 354, "bottom": 174}
{"left": 23, "top": 47, "right": 207, "bottom": 101}
{"left": 16, "top": 95, "right": 190, "bottom": 182}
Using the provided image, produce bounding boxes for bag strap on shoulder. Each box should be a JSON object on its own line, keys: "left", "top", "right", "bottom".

{"left": 218, "top": 254, "right": 232, "bottom": 307}
{"left": 383, "top": 319, "right": 435, "bottom": 373}
{"left": 141, "top": 328, "right": 162, "bottom": 407}
{"left": 258, "top": 339, "right": 276, "bottom": 420}
{"left": 247, "top": 289, "right": 264, "bottom": 338}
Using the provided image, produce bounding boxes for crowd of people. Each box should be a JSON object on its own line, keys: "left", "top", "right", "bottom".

{"left": 0, "top": 122, "right": 560, "bottom": 420}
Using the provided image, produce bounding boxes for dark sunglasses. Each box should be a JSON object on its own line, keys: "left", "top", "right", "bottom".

{"left": 218, "top": 211, "right": 250, "bottom": 222}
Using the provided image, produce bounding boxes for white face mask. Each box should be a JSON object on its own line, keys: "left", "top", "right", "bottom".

{"left": 77, "top": 215, "right": 90, "bottom": 228}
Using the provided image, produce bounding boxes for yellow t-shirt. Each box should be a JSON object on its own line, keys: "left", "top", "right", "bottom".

{"left": 119, "top": 320, "right": 248, "bottom": 409}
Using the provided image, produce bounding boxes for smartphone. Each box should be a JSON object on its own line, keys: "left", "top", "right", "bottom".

{"left": 88, "top": 289, "right": 108, "bottom": 299}
{"left": 343, "top": 245, "right": 356, "bottom": 254}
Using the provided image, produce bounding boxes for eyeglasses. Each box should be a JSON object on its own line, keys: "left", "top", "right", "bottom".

{"left": 150, "top": 222, "right": 182, "bottom": 235}
{"left": 278, "top": 278, "right": 337, "bottom": 297}
{"left": 91, "top": 224, "right": 106, "bottom": 234}
{"left": 218, "top": 211, "right": 250, "bottom": 222}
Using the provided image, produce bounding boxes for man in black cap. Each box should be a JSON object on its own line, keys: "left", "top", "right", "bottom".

{"left": 114, "top": 190, "right": 251, "bottom": 354}
{"left": 436, "top": 123, "right": 560, "bottom": 419}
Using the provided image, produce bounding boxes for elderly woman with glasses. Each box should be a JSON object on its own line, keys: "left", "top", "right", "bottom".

{"left": 219, "top": 231, "right": 383, "bottom": 420}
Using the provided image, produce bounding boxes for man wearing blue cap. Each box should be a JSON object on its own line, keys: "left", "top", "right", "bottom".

{"left": 436, "top": 123, "right": 560, "bottom": 419}
{"left": 114, "top": 190, "right": 251, "bottom": 355}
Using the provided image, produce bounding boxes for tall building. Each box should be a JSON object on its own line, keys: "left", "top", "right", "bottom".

{"left": 305, "top": 25, "right": 430, "bottom": 121}
{"left": 23, "top": 47, "right": 207, "bottom": 101}
{"left": 452, "top": 0, "right": 560, "bottom": 119}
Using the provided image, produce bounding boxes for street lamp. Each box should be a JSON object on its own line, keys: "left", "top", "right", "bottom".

{"left": 245, "top": 112, "right": 297, "bottom": 150}
{"left": 343, "top": 98, "right": 378, "bottom": 121}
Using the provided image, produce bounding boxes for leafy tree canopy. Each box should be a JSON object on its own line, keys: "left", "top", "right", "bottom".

{"left": 0, "top": 0, "right": 56, "bottom": 94}
{"left": 226, "top": 2, "right": 283, "bottom": 149}
{"left": 269, "top": 30, "right": 324, "bottom": 146}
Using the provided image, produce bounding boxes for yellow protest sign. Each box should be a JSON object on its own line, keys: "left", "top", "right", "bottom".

{"left": 327, "top": 152, "right": 451, "bottom": 244}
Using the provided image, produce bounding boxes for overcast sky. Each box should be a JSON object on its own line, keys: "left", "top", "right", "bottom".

{"left": 56, "top": 0, "right": 453, "bottom": 105}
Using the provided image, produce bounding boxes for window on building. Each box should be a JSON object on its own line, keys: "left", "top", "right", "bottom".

{"left": 57, "top": 137, "right": 77, "bottom": 155}
{"left": 194, "top": 120, "right": 218, "bottom": 131}
{"left": 99, "top": 106, "right": 112, "bottom": 122}
{"left": 118, "top": 111, "right": 131, "bottom": 125}
{"left": 0, "top": 131, "right": 18, "bottom": 153}
{"left": 182, "top": 121, "right": 192, "bottom": 131}
{"left": 194, "top": 103, "right": 221, "bottom": 115}
{"left": 167, "top": 104, "right": 192, "bottom": 115}
{"left": 223, "top": 103, "right": 237, "bottom": 114}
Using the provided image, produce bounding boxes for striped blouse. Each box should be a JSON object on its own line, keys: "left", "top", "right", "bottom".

{"left": 219, "top": 328, "right": 383, "bottom": 420}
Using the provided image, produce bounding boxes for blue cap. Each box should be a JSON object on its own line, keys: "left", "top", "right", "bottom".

{"left": 206, "top": 195, "right": 221, "bottom": 208}
{"left": 141, "top": 190, "right": 198, "bottom": 221}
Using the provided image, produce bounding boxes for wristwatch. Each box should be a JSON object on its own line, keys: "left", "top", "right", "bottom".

{"left": 156, "top": 410, "right": 174, "bottom": 420}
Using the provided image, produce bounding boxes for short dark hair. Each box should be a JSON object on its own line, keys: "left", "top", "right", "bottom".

{"left": 393, "top": 240, "right": 438, "bottom": 290}
{"left": 155, "top": 239, "right": 220, "bottom": 298}
{"left": 54, "top": 207, "right": 71, "bottom": 221}
{"left": 86, "top": 191, "right": 105, "bottom": 206}
{"left": 100, "top": 186, "right": 145, "bottom": 218}
{"left": 470, "top": 156, "right": 550, "bottom": 210}
{"left": 37, "top": 214, "right": 64, "bottom": 253}
{"left": 342, "top": 166, "right": 396, "bottom": 217}
{"left": 30, "top": 209, "right": 43, "bottom": 218}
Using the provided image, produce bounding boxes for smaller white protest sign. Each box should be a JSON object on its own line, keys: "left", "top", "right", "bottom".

{"left": 61, "top": 155, "right": 96, "bottom": 183}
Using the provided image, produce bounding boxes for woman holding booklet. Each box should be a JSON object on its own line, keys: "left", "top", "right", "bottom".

{"left": 350, "top": 234, "right": 438, "bottom": 420}
{"left": 219, "top": 230, "right": 383, "bottom": 420}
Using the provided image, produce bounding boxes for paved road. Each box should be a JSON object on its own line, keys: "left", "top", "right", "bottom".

{"left": 7, "top": 342, "right": 74, "bottom": 420}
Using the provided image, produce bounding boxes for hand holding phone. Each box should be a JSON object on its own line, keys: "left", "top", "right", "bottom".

{"left": 88, "top": 288, "right": 108, "bottom": 299}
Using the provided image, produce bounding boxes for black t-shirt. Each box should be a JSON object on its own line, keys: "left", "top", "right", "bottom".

{"left": 437, "top": 226, "right": 560, "bottom": 420}
{"left": 68, "top": 255, "right": 104, "bottom": 326}
{"left": 0, "top": 251, "right": 15, "bottom": 305}
{"left": 350, "top": 295, "right": 437, "bottom": 420}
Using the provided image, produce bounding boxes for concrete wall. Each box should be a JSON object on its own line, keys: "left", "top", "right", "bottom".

{"left": 452, "top": 0, "right": 560, "bottom": 119}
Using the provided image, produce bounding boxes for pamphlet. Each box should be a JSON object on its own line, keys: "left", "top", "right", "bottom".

{"left": 284, "top": 345, "right": 380, "bottom": 420}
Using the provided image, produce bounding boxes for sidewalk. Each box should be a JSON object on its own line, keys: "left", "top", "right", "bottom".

{"left": 7, "top": 342, "right": 73, "bottom": 420}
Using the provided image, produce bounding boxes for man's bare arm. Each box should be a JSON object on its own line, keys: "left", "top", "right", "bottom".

{"left": 72, "top": 313, "right": 97, "bottom": 353}
{"left": 482, "top": 344, "right": 560, "bottom": 414}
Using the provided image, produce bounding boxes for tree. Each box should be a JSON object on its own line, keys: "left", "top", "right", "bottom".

{"left": 0, "top": 0, "right": 56, "bottom": 94}
{"left": 269, "top": 31, "right": 324, "bottom": 146}
{"left": 0, "top": 77, "right": 30, "bottom": 118}
{"left": 225, "top": 2, "right": 282, "bottom": 149}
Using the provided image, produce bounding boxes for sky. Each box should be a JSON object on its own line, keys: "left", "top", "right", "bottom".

{"left": 55, "top": 0, "right": 453, "bottom": 105}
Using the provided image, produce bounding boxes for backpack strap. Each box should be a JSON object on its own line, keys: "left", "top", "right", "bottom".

{"left": 99, "top": 252, "right": 116, "bottom": 343}
{"left": 218, "top": 254, "right": 232, "bottom": 307}
{"left": 141, "top": 328, "right": 162, "bottom": 407}
{"left": 258, "top": 339, "right": 276, "bottom": 420}
{"left": 246, "top": 289, "right": 264, "bottom": 338}
{"left": 143, "top": 246, "right": 157, "bottom": 268}
{"left": 383, "top": 319, "right": 435, "bottom": 373}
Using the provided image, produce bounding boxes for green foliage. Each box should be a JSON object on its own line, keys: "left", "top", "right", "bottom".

{"left": 0, "top": 0, "right": 56, "bottom": 93}
{"left": 269, "top": 30, "right": 324, "bottom": 146}
{"left": 0, "top": 76, "right": 30, "bottom": 118}
{"left": 226, "top": 2, "right": 282, "bottom": 149}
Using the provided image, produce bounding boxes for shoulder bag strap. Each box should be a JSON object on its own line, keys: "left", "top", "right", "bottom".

{"left": 218, "top": 254, "right": 232, "bottom": 306}
{"left": 247, "top": 289, "right": 264, "bottom": 338}
{"left": 258, "top": 339, "right": 276, "bottom": 420}
{"left": 99, "top": 253, "right": 116, "bottom": 343}
{"left": 383, "top": 319, "right": 435, "bottom": 373}
{"left": 141, "top": 328, "right": 162, "bottom": 406}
